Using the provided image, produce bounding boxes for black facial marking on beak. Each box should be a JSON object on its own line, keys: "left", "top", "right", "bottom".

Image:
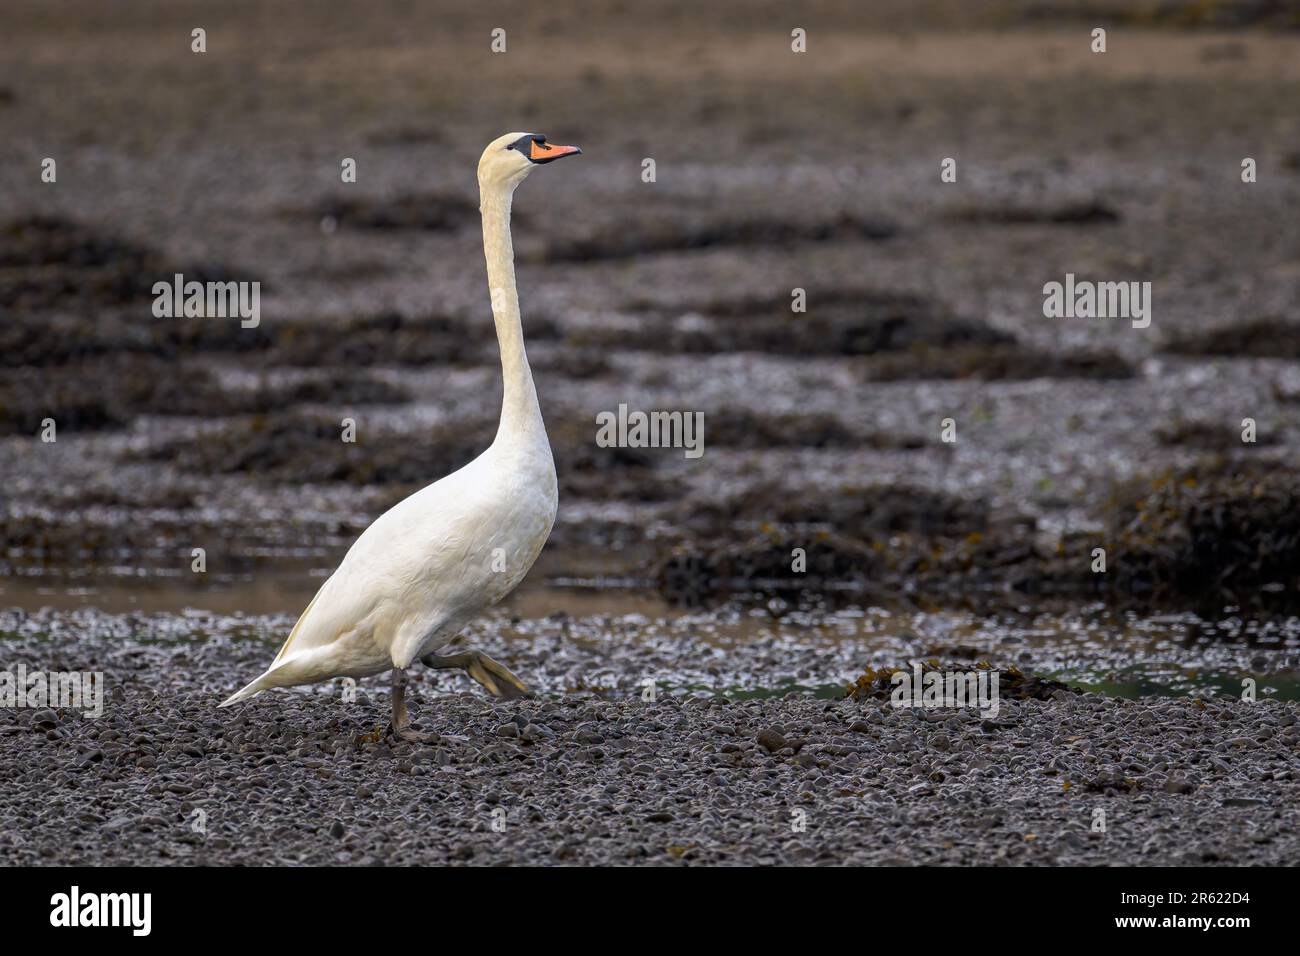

{"left": 508, "top": 133, "right": 582, "bottom": 164}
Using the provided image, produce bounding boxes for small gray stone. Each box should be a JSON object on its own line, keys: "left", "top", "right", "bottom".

{"left": 1221, "top": 797, "right": 1268, "bottom": 807}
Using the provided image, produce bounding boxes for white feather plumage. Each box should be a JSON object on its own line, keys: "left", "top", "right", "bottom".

{"left": 221, "top": 132, "right": 574, "bottom": 712}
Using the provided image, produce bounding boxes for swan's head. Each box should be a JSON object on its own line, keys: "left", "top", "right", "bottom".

{"left": 478, "top": 132, "right": 581, "bottom": 191}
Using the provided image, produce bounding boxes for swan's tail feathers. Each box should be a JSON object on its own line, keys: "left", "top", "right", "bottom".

{"left": 271, "top": 582, "right": 325, "bottom": 666}
{"left": 219, "top": 675, "right": 269, "bottom": 708}
{"left": 222, "top": 581, "right": 331, "bottom": 708}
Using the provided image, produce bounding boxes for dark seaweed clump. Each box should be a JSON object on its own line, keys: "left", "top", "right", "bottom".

{"left": 1162, "top": 317, "right": 1300, "bottom": 359}
{"left": 845, "top": 662, "right": 1076, "bottom": 702}
{"left": 1156, "top": 419, "right": 1278, "bottom": 451}
{"left": 535, "top": 212, "right": 898, "bottom": 263}
{"left": 576, "top": 289, "right": 1133, "bottom": 381}
{"left": 705, "top": 408, "right": 926, "bottom": 450}
{"left": 0, "top": 212, "right": 556, "bottom": 373}
{"left": 133, "top": 410, "right": 671, "bottom": 502}
{"left": 0, "top": 359, "right": 409, "bottom": 436}
{"left": 656, "top": 529, "right": 880, "bottom": 607}
{"left": 0, "top": 312, "right": 271, "bottom": 368}
{"left": 682, "top": 480, "right": 990, "bottom": 539}
{"left": 656, "top": 461, "right": 1300, "bottom": 612}
{"left": 945, "top": 200, "right": 1120, "bottom": 226}
{"left": 1103, "top": 464, "right": 1300, "bottom": 607}
{"left": 528, "top": 348, "right": 611, "bottom": 380}
{"left": 1023, "top": 0, "right": 1300, "bottom": 29}
{"left": 261, "top": 311, "right": 562, "bottom": 368}
{"left": 0, "top": 308, "right": 557, "bottom": 371}
{"left": 866, "top": 345, "right": 1135, "bottom": 382}
{"left": 581, "top": 289, "right": 1008, "bottom": 358}
{"left": 135, "top": 412, "right": 496, "bottom": 487}
{"left": 294, "top": 193, "right": 479, "bottom": 232}
{"left": 655, "top": 482, "right": 1012, "bottom": 607}
{"left": 0, "top": 369, "right": 129, "bottom": 433}
{"left": 0, "top": 216, "right": 252, "bottom": 312}
{"left": 546, "top": 417, "right": 673, "bottom": 502}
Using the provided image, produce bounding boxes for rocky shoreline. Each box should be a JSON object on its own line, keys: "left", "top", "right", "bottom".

{"left": 1, "top": 610, "right": 1295, "bottom": 866}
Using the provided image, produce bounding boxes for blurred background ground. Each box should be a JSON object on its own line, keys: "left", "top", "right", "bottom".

{"left": 2, "top": 0, "right": 1298, "bottom": 613}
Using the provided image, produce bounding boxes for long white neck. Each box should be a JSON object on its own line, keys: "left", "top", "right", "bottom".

{"left": 479, "top": 181, "right": 544, "bottom": 444}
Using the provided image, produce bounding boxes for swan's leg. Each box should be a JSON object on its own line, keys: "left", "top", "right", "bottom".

{"left": 387, "top": 667, "right": 435, "bottom": 743}
{"left": 421, "top": 650, "right": 531, "bottom": 700}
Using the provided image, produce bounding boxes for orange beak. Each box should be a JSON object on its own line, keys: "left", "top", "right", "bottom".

{"left": 529, "top": 140, "right": 582, "bottom": 163}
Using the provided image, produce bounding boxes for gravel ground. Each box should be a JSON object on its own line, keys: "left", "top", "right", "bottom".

{"left": 2, "top": 608, "right": 1297, "bottom": 866}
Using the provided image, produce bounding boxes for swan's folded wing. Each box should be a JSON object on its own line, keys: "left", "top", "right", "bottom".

{"left": 270, "top": 563, "right": 381, "bottom": 666}
{"left": 268, "top": 459, "right": 491, "bottom": 668}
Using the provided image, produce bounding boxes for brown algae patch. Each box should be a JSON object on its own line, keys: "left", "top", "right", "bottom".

{"left": 0, "top": 359, "right": 409, "bottom": 435}
{"left": 845, "top": 661, "right": 1076, "bottom": 703}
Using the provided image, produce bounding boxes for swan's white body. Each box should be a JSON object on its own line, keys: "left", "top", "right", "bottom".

{"left": 221, "top": 132, "right": 574, "bottom": 708}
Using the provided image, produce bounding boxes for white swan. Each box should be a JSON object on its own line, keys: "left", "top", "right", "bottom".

{"left": 220, "top": 132, "right": 582, "bottom": 740}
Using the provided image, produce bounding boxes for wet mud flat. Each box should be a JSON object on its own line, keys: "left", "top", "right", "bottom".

{"left": 1, "top": 609, "right": 1298, "bottom": 866}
